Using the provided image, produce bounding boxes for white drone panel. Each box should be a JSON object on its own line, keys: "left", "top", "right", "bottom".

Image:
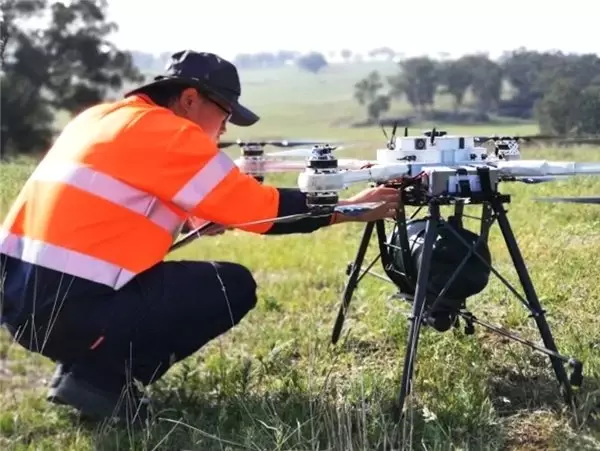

{"left": 435, "top": 135, "right": 476, "bottom": 163}
{"left": 376, "top": 134, "right": 488, "bottom": 167}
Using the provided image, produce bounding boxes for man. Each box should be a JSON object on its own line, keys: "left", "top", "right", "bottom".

{"left": 0, "top": 50, "right": 401, "bottom": 422}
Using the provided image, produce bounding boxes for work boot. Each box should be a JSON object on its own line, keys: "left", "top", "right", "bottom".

{"left": 47, "top": 366, "right": 152, "bottom": 423}
{"left": 48, "top": 363, "right": 67, "bottom": 389}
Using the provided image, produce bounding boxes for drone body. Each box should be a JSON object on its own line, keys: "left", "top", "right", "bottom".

{"left": 225, "top": 129, "right": 600, "bottom": 210}
{"left": 380, "top": 132, "right": 483, "bottom": 164}
{"left": 173, "top": 128, "right": 599, "bottom": 419}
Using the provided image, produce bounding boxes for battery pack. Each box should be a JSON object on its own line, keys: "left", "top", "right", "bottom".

{"left": 422, "top": 165, "right": 500, "bottom": 196}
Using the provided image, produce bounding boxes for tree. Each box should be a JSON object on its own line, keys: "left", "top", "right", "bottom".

{"left": 296, "top": 52, "right": 328, "bottom": 74}
{"left": 536, "top": 74, "right": 600, "bottom": 136}
{"left": 367, "top": 96, "right": 391, "bottom": 123}
{"left": 461, "top": 54, "right": 503, "bottom": 115}
{"left": 354, "top": 71, "right": 390, "bottom": 123}
{"left": 535, "top": 53, "right": 600, "bottom": 95}
{"left": 353, "top": 46, "right": 600, "bottom": 132}
{"left": 1, "top": 0, "right": 144, "bottom": 158}
{"left": 535, "top": 77, "right": 583, "bottom": 135}
{"left": 577, "top": 84, "right": 600, "bottom": 135}
{"left": 437, "top": 58, "right": 473, "bottom": 112}
{"left": 354, "top": 71, "right": 383, "bottom": 105}
{"left": 388, "top": 56, "right": 439, "bottom": 115}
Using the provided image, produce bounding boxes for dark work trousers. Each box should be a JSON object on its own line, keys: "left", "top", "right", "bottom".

{"left": 5, "top": 260, "right": 258, "bottom": 394}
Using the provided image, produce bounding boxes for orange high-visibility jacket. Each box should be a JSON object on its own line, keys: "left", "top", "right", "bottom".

{"left": 0, "top": 94, "right": 319, "bottom": 291}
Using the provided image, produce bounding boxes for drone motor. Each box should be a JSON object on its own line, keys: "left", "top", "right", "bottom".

{"left": 238, "top": 143, "right": 266, "bottom": 182}
{"left": 240, "top": 143, "right": 264, "bottom": 158}
{"left": 298, "top": 145, "right": 344, "bottom": 214}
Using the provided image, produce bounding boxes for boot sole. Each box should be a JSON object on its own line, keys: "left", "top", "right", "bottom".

{"left": 47, "top": 373, "right": 149, "bottom": 421}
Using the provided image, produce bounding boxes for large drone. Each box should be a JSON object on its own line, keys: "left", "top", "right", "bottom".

{"left": 171, "top": 126, "right": 600, "bottom": 418}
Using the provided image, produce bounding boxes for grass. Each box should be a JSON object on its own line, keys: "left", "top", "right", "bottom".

{"left": 2, "top": 62, "right": 600, "bottom": 450}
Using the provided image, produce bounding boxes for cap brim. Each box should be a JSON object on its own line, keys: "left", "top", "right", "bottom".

{"left": 229, "top": 102, "right": 260, "bottom": 127}
{"left": 123, "top": 76, "right": 190, "bottom": 98}
{"left": 124, "top": 76, "right": 260, "bottom": 127}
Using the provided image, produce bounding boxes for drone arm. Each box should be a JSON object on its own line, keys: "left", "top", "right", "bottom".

{"left": 497, "top": 160, "right": 600, "bottom": 177}
{"left": 297, "top": 163, "right": 411, "bottom": 194}
{"left": 341, "top": 163, "right": 411, "bottom": 186}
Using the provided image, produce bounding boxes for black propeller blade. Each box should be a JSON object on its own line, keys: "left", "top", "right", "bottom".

{"left": 474, "top": 135, "right": 536, "bottom": 143}
{"left": 218, "top": 139, "right": 341, "bottom": 149}
{"left": 474, "top": 134, "right": 600, "bottom": 144}
{"left": 535, "top": 196, "right": 600, "bottom": 205}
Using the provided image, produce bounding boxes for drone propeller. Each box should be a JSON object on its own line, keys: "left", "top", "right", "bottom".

{"left": 234, "top": 157, "right": 375, "bottom": 174}
{"left": 264, "top": 145, "right": 347, "bottom": 158}
{"left": 218, "top": 139, "right": 342, "bottom": 149}
{"left": 513, "top": 176, "right": 569, "bottom": 184}
{"left": 218, "top": 141, "right": 240, "bottom": 149}
{"left": 474, "top": 134, "right": 600, "bottom": 144}
{"left": 534, "top": 196, "right": 600, "bottom": 205}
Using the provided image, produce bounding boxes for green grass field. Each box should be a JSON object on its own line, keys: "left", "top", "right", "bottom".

{"left": 2, "top": 62, "right": 600, "bottom": 450}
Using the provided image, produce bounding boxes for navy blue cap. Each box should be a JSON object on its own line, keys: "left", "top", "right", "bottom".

{"left": 125, "top": 50, "right": 259, "bottom": 127}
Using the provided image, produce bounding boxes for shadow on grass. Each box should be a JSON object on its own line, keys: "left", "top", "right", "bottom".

{"left": 486, "top": 364, "right": 600, "bottom": 450}
{"left": 487, "top": 364, "right": 600, "bottom": 416}
{"left": 488, "top": 367, "right": 569, "bottom": 416}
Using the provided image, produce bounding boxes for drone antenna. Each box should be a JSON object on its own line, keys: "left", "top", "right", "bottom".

{"left": 390, "top": 120, "right": 399, "bottom": 144}
{"left": 404, "top": 127, "right": 408, "bottom": 137}
{"left": 391, "top": 121, "right": 398, "bottom": 139}
{"left": 381, "top": 123, "right": 389, "bottom": 142}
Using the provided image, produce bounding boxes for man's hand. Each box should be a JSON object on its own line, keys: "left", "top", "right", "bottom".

{"left": 333, "top": 185, "right": 401, "bottom": 224}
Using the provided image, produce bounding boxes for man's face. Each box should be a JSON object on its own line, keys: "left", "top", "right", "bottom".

{"left": 175, "top": 87, "right": 232, "bottom": 142}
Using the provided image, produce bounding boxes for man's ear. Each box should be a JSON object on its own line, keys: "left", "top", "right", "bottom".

{"left": 179, "top": 87, "right": 199, "bottom": 112}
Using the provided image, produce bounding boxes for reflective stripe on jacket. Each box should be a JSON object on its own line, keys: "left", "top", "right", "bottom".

{"left": 0, "top": 94, "right": 290, "bottom": 290}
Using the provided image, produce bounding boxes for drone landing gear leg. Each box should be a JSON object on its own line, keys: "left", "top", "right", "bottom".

{"left": 395, "top": 203, "right": 441, "bottom": 419}
{"left": 331, "top": 220, "right": 377, "bottom": 345}
{"left": 491, "top": 197, "right": 577, "bottom": 408}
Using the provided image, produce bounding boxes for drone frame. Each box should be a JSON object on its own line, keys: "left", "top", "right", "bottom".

{"left": 329, "top": 166, "right": 583, "bottom": 417}
{"left": 172, "top": 132, "right": 597, "bottom": 419}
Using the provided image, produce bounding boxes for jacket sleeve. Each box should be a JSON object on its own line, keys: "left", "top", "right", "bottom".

{"left": 153, "top": 122, "right": 332, "bottom": 234}
{"left": 262, "top": 188, "right": 334, "bottom": 234}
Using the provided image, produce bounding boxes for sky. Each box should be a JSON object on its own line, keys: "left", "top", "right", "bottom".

{"left": 105, "top": 0, "right": 598, "bottom": 59}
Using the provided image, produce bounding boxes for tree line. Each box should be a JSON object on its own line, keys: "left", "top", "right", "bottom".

{"left": 3, "top": 1, "right": 599, "bottom": 159}
{"left": 131, "top": 47, "right": 399, "bottom": 73}
{"left": 354, "top": 50, "right": 600, "bottom": 135}
{"left": 132, "top": 50, "right": 330, "bottom": 75}
{"left": 0, "top": 0, "right": 335, "bottom": 160}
